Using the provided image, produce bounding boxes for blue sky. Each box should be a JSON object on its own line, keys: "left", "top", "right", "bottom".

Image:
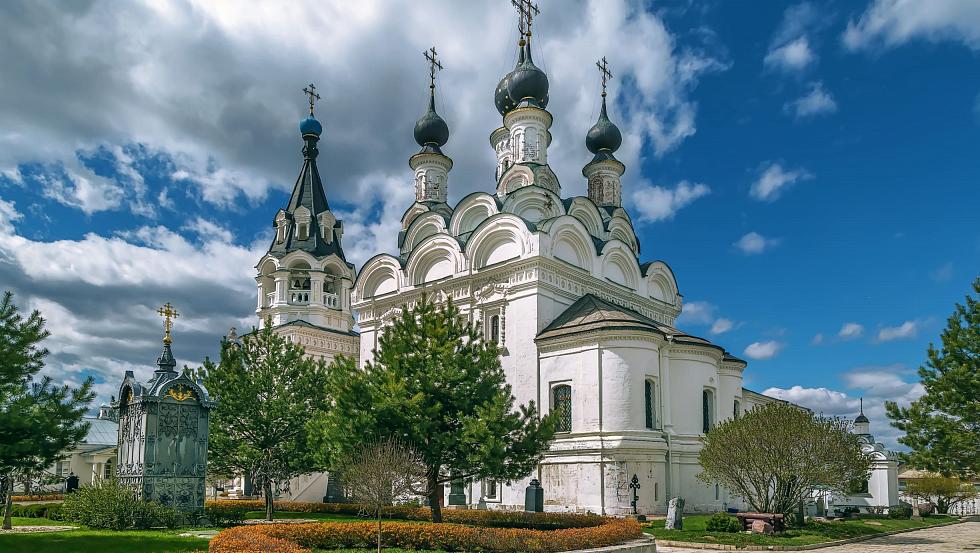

{"left": 0, "top": 0, "right": 977, "bottom": 448}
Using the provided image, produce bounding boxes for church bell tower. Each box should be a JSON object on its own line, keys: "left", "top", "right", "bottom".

{"left": 253, "top": 84, "right": 358, "bottom": 364}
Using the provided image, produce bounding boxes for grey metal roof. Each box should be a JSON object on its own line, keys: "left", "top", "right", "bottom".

{"left": 82, "top": 417, "right": 118, "bottom": 446}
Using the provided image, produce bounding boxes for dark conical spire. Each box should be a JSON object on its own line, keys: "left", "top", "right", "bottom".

{"left": 855, "top": 397, "right": 870, "bottom": 423}
{"left": 415, "top": 49, "right": 450, "bottom": 153}
{"left": 586, "top": 57, "right": 622, "bottom": 159}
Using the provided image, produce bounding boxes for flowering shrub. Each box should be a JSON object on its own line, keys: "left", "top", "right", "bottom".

{"left": 204, "top": 500, "right": 604, "bottom": 529}
{"left": 210, "top": 517, "right": 643, "bottom": 553}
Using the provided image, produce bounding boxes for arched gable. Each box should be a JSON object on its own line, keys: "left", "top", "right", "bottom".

{"left": 400, "top": 202, "right": 430, "bottom": 230}
{"left": 402, "top": 212, "right": 449, "bottom": 255}
{"left": 501, "top": 185, "right": 564, "bottom": 224}
{"left": 566, "top": 197, "right": 605, "bottom": 238}
{"left": 450, "top": 192, "right": 499, "bottom": 237}
{"left": 256, "top": 255, "right": 280, "bottom": 276}
{"left": 606, "top": 215, "right": 639, "bottom": 256}
{"left": 497, "top": 164, "right": 535, "bottom": 196}
{"left": 541, "top": 216, "right": 595, "bottom": 270}
{"left": 355, "top": 254, "right": 403, "bottom": 300}
{"left": 600, "top": 241, "right": 641, "bottom": 290}
{"left": 405, "top": 235, "right": 464, "bottom": 285}
{"left": 465, "top": 214, "right": 531, "bottom": 270}
{"left": 642, "top": 260, "right": 680, "bottom": 306}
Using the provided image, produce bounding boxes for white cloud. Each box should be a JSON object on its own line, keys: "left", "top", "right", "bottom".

{"left": 876, "top": 320, "right": 918, "bottom": 342}
{"left": 0, "top": 197, "right": 22, "bottom": 233}
{"left": 811, "top": 333, "right": 824, "bottom": 345}
{"left": 181, "top": 217, "right": 234, "bottom": 244}
{"left": 765, "top": 37, "right": 816, "bottom": 71}
{"left": 785, "top": 81, "right": 838, "bottom": 119}
{"left": 930, "top": 262, "right": 954, "bottom": 283}
{"left": 838, "top": 322, "right": 864, "bottom": 340}
{"left": 710, "top": 318, "right": 734, "bottom": 335}
{"left": 743, "top": 340, "right": 783, "bottom": 360}
{"left": 749, "top": 162, "right": 813, "bottom": 202}
{"left": 764, "top": 385, "right": 855, "bottom": 413}
{"left": 733, "top": 231, "right": 780, "bottom": 255}
{"left": 678, "top": 300, "right": 715, "bottom": 325}
{"left": 843, "top": 0, "right": 980, "bottom": 52}
{"left": 630, "top": 180, "right": 710, "bottom": 223}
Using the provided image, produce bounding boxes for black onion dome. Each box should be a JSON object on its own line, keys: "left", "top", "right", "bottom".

{"left": 586, "top": 98, "right": 622, "bottom": 155}
{"left": 495, "top": 42, "right": 549, "bottom": 116}
{"left": 855, "top": 413, "right": 870, "bottom": 424}
{"left": 414, "top": 90, "right": 449, "bottom": 149}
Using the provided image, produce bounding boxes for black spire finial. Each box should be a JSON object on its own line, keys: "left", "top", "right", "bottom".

{"left": 424, "top": 47, "right": 443, "bottom": 91}
{"left": 511, "top": 0, "right": 539, "bottom": 45}
{"left": 414, "top": 46, "right": 449, "bottom": 150}
{"left": 302, "top": 83, "right": 321, "bottom": 117}
{"left": 596, "top": 56, "right": 613, "bottom": 99}
{"left": 586, "top": 56, "right": 622, "bottom": 157}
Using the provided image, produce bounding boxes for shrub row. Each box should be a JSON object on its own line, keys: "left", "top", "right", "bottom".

{"left": 8, "top": 502, "right": 63, "bottom": 520}
{"left": 10, "top": 493, "right": 65, "bottom": 502}
{"left": 704, "top": 512, "right": 741, "bottom": 533}
{"left": 204, "top": 500, "right": 604, "bottom": 530}
{"left": 61, "top": 479, "right": 187, "bottom": 530}
{"left": 210, "top": 517, "right": 643, "bottom": 553}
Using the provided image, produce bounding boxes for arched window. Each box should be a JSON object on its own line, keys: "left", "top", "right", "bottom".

{"left": 490, "top": 315, "right": 500, "bottom": 344}
{"left": 644, "top": 379, "right": 656, "bottom": 430}
{"left": 702, "top": 389, "right": 714, "bottom": 433}
{"left": 734, "top": 399, "right": 741, "bottom": 419}
{"left": 553, "top": 384, "right": 572, "bottom": 433}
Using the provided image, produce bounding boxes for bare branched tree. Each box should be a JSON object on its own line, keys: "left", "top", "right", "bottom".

{"left": 340, "top": 437, "right": 427, "bottom": 553}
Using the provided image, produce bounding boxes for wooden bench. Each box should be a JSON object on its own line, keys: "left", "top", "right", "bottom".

{"left": 735, "top": 512, "right": 785, "bottom": 532}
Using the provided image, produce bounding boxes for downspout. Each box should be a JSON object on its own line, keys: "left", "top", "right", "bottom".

{"left": 662, "top": 335, "right": 674, "bottom": 504}
{"left": 598, "top": 344, "right": 605, "bottom": 516}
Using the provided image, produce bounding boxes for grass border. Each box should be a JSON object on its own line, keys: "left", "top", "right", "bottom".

{"left": 653, "top": 518, "right": 965, "bottom": 551}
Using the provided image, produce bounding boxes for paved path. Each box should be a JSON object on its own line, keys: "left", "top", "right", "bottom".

{"left": 657, "top": 521, "right": 980, "bottom": 552}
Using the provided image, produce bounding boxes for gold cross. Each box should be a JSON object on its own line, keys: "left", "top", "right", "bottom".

{"left": 157, "top": 302, "right": 179, "bottom": 345}
{"left": 596, "top": 56, "right": 613, "bottom": 98}
{"left": 511, "top": 0, "right": 540, "bottom": 40}
{"left": 302, "top": 83, "right": 321, "bottom": 116}
{"left": 423, "top": 47, "right": 443, "bottom": 90}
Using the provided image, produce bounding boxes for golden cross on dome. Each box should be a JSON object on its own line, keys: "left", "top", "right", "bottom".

{"left": 596, "top": 56, "right": 613, "bottom": 98}
{"left": 302, "top": 83, "right": 321, "bottom": 116}
{"left": 423, "top": 47, "right": 443, "bottom": 90}
{"left": 511, "top": 0, "right": 540, "bottom": 41}
{"left": 157, "top": 302, "right": 179, "bottom": 345}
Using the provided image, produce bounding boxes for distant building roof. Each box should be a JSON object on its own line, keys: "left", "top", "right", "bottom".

{"left": 83, "top": 416, "right": 118, "bottom": 446}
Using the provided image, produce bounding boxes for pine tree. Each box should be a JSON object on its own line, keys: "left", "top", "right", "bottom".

{"left": 0, "top": 291, "right": 94, "bottom": 529}
{"left": 200, "top": 322, "right": 330, "bottom": 520}
{"left": 886, "top": 278, "right": 980, "bottom": 479}
{"left": 312, "top": 295, "right": 555, "bottom": 522}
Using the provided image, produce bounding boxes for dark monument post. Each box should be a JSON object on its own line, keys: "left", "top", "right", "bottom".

{"left": 628, "top": 474, "right": 641, "bottom": 515}
{"left": 524, "top": 478, "right": 544, "bottom": 512}
{"left": 66, "top": 472, "right": 79, "bottom": 493}
{"left": 112, "top": 303, "right": 215, "bottom": 515}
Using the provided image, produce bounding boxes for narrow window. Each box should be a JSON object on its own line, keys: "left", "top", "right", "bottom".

{"left": 703, "top": 389, "right": 714, "bottom": 433}
{"left": 298, "top": 223, "right": 308, "bottom": 240}
{"left": 654, "top": 482, "right": 659, "bottom": 502}
{"left": 734, "top": 399, "right": 741, "bottom": 419}
{"left": 553, "top": 384, "right": 572, "bottom": 433}
{"left": 485, "top": 480, "right": 497, "bottom": 499}
{"left": 644, "top": 379, "right": 656, "bottom": 430}
{"left": 490, "top": 315, "right": 500, "bottom": 344}
{"left": 715, "top": 483, "right": 720, "bottom": 500}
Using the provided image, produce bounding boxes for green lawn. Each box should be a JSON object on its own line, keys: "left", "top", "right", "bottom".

{"left": 1, "top": 518, "right": 208, "bottom": 553}
{"left": 645, "top": 513, "right": 960, "bottom": 547}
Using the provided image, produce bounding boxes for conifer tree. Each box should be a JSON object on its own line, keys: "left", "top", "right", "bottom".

{"left": 312, "top": 296, "right": 555, "bottom": 522}
{"left": 201, "top": 322, "right": 330, "bottom": 521}
{"left": 0, "top": 291, "right": 94, "bottom": 529}
{"left": 886, "top": 278, "right": 980, "bottom": 479}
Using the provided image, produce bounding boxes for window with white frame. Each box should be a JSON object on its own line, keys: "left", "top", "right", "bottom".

{"left": 484, "top": 479, "right": 497, "bottom": 499}
{"left": 553, "top": 384, "right": 572, "bottom": 433}
{"left": 702, "top": 389, "right": 715, "bottom": 433}
{"left": 644, "top": 378, "right": 657, "bottom": 430}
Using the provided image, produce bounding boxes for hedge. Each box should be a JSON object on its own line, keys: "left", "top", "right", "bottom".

{"left": 8, "top": 502, "right": 63, "bottom": 520}
{"left": 205, "top": 500, "right": 604, "bottom": 530}
{"left": 210, "top": 517, "right": 643, "bottom": 553}
{"left": 10, "top": 494, "right": 65, "bottom": 502}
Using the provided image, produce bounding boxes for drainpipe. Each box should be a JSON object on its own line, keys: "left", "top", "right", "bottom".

{"left": 598, "top": 344, "right": 605, "bottom": 515}
{"left": 662, "top": 335, "right": 674, "bottom": 505}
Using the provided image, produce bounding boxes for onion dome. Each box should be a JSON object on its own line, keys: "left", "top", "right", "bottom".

{"left": 414, "top": 89, "right": 449, "bottom": 151}
{"left": 495, "top": 42, "right": 549, "bottom": 116}
{"left": 300, "top": 115, "right": 322, "bottom": 137}
{"left": 855, "top": 398, "right": 870, "bottom": 423}
{"left": 586, "top": 96, "right": 622, "bottom": 156}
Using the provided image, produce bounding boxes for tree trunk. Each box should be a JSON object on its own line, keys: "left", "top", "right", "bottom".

{"left": 264, "top": 479, "right": 274, "bottom": 521}
{"left": 428, "top": 472, "right": 443, "bottom": 523}
{"left": 377, "top": 508, "right": 382, "bottom": 553}
{"left": 2, "top": 476, "right": 12, "bottom": 531}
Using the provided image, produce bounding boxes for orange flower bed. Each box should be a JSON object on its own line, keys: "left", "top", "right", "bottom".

{"left": 10, "top": 493, "right": 65, "bottom": 502}
{"left": 210, "top": 517, "right": 642, "bottom": 553}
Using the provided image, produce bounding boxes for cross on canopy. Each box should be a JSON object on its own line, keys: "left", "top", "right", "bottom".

{"left": 423, "top": 47, "right": 443, "bottom": 89}
{"left": 157, "top": 302, "right": 179, "bottom": 345}
{"left": 596, "top": 56, "right": 613, "bottom": 97}
{"left": 511, "top": 0, "right": 540, "bottom": 39}
{"left": 302, "top": 83, "right": 321, "bottom": 116}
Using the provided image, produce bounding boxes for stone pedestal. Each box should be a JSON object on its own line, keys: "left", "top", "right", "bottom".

{"left": 665, "top": 497, "right": 684, "bottom": 530}
{"left": 525, "top": 478, "right": 544, "bottom": 512}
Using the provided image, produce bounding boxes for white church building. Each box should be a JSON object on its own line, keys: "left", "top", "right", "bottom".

{"left": 241, "top": 16, "right": 900, "bottom": 515}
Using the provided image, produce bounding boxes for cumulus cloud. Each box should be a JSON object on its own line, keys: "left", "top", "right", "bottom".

{"left": 838, "top": 322, "right": 864, "bottom": 340}
{"left": 678, "top": 300, "right": 716, "bottom": 325}
{"left": 876, "top": 320, "right": 919, "bottom": 342}
{"left": 784, "top": 81, "right": 838, "bottom": 118}
{"left": 0, "top": 197, "right": 21, "bottom": 233}
{"left": 749, "top": 162, "right": 813, "bottom": 202}
{"left": 765, "top": 365, "right": 925, "bottom": 449}
{"left": 811, "top": 333, "right": 825, "bottom": 345}
{"left": 743, "top": 340, "right": 782, "bottom": 360}
{"left": 843, "top": 0, "right": 980, "bottom": 52}
{"left": 733, "top": 231, "right": 780, "bottom": 255}
{"left": 710, "top": 318, "right": 734, "bottom": 335}
{"left": 630, "top": 180, "right": 710, "bottom": 223}
{"left": 765, "top": 37, "right": 816, "bottom": 71}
